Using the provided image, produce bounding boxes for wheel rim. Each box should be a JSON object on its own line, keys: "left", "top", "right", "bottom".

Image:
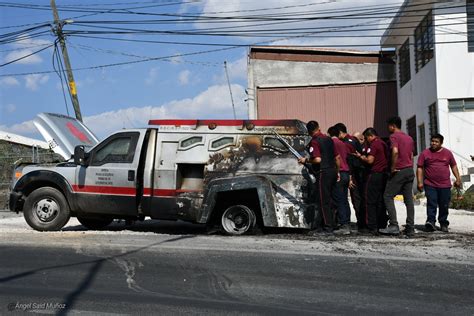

{"left": 221, "top": 205, "right": 255, "bottom": 234}
{"left": 34, "top": 198, "right": 59, "bottom": 222}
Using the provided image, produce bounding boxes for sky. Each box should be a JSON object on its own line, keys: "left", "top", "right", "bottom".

{"left": 0, "top": 0, "right": 403, "bottom": 140}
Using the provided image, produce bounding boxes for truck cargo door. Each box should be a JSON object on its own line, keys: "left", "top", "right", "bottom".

{"left": 74, "top": 131, "right": 145, "bottom": 216}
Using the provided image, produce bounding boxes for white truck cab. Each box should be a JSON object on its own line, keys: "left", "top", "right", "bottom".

{"left": 9, "top": 113, "right": 315, "bottom": 235}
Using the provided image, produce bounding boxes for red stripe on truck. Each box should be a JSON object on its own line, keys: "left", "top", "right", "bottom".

{"left": 71, "top": 185, "right": 136, "bottom": 196}
{"left": 143, "top": 188, "right": 202, "bottom": 197}
{"left": 72, "top": 185, "right": 201, "bottom": 197}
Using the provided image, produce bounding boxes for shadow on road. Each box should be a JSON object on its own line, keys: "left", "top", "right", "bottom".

{"left": 0, "top": 235, "right": 195, "bottom": 315}
{"left": 63, "top": 219, "right": 210, "bottom": 235}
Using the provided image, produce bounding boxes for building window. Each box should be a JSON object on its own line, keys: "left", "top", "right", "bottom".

{"left": 414, "top": 11, "right": 434, "bottom": 72}
{"left": 448, "top": 98, "right": 474, "bottom": 111}
{"left": 398, "top": 39, "right": 411, "bottom": 87}
{"left": 406, "top": 116, "right": 418, "bottom": 156}
{"left": 468, "top": 0, "right": 474, "bottom": 52}
{"left": 418, "top": 123, "right": 426, "bottom": 152}
{"left": 428, "top": 103, "right": 438, "bottom": 136}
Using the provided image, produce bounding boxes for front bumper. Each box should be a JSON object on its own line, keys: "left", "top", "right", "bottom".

{"left": 8, "top": 191, "right": 23, "bottom": 213}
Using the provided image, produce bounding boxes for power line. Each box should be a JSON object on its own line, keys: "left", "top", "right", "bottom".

{"left": 52, "top": 40, "right": 70, "bottom": 116}
{"left": 62, "top": 21, "right": 470, "bottom": 38}
{"left": 0, "top": 43, "right": 53, "bottom": 67}
{"left": 0, "top": 43, "right": 51, "bottom": 52}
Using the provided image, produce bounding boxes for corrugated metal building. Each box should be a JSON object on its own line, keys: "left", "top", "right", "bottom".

{"left": 247, "top": 46, "right": 398, "bottom": 136}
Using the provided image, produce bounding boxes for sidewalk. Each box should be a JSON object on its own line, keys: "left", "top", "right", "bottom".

{"left": 0, "top": 200, "right": 472, "bottom": 234}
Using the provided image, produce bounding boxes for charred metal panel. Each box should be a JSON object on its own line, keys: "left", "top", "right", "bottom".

{"left": 198, "top": 175, "right": 278, "bottom": 226}
{"left": 198, "top": 132, "right": 313, "bottom": 229}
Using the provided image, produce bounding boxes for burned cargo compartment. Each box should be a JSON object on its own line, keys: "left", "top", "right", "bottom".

{"left": 161, "top": 120, "right": 314, "bottom": 230}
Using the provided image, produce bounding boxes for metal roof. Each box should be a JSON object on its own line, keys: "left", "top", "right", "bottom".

{"left": 0, "top": 130, "right": 49, "bottom": 149}
{"left": 250, "top": 45, "right": 383, "bottom": 56}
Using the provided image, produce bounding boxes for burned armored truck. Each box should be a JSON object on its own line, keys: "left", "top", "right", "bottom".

{"left": 9, "top": 113, "right": 316, "bottom": 235}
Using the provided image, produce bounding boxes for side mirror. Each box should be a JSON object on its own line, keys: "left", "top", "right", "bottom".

{"left": 74, "top": 145, "right": 88, "bottom": 166}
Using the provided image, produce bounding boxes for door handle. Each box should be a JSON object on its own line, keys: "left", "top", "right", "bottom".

{"left": 128, "top": 170, "right": 135, "bottom": 181}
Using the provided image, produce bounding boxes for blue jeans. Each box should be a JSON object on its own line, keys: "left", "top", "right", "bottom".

{"left": 333, "top": 171, "right": 351, "bottom": 225}
{"left": 425, "top": 185, "right": 451, "bottom": 226}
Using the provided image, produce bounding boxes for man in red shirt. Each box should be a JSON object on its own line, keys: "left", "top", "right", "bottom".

{"left": 334, "top": 123, "right": 366, "bottom": 232}
{"left": 299, "top": 121, "right": 340, "bottom": 234}
{"left": 353, "top": 128, "right": 389, "bottom": 234}
{"left": 380, "top": 116, "right": 415, "bottom": 236}
{"left": 416, "top": 134, "right": 461, "bottom": 233}
{"left": 328, "top": 126, "right": 351, "bottom": 235}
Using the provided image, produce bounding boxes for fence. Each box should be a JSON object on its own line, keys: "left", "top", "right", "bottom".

{"left": 0, "top": 140, "right": 63, "bottom": 209}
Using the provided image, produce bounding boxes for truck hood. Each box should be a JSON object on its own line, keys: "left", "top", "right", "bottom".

{"left": 34, "top": 113, "right": 99, "bottom": 160}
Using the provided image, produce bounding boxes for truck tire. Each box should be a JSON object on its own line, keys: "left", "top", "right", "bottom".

{"left": 23, "top": 187, "right": 70, "bottom": 231}
{"left": 77, "top": 217, "right": 113, "bottom": 230}
{"left": 220, "top": 205, "right": 257, "bottom": 235}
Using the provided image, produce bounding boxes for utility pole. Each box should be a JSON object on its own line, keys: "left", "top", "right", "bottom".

{"left": 224, "top": 61, "right": 237, "bottom": 119}
{"left": 50, "top": 0, "right": 83, "bottom": 122}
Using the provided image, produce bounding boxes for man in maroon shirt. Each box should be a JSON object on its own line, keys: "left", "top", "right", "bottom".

{"left": 328, "top": 126, "right": 351, "bottom": 235}
{"left": 334, "top": 123, "right": 366, "bottom": 232}
{"left": 299, "top": 121, "right": 340, "bottom": 234}
{"left": 380, "top": 116, "right": 416, "bottom": 236}
{"left": 416, "top": 134, "right": 461, "bottom": 233}
{"left": 354, "top": 128, "right": 389, "bottom": 234}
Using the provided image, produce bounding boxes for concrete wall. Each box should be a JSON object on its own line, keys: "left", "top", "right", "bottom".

{"left": 393, "top": 2, "right": 474, "bottom": 172}
{"left": 397, "top": 36, "right": 438, "bottom": 152}
{"left": 248, "top": 59, "right": 396, "bottom": 119}
{"left": 435, "top": 5, "right": 474, "bottom": 171}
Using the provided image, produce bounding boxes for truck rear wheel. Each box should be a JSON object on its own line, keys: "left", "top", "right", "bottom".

{"left": 77, "top": 217, "right": 113, "bottom": 230}
{"left": 23, "top": 187, "right": 70, "bottom": 231}
{"left": 221, "top": 205, "right": 256, "bottom": 235}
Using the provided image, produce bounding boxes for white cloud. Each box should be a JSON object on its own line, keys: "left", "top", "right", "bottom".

{"left": 169, "top": 55, "right": 183, "bottom": 65}
{"left": 182, "top": 0, "right": 403, "bottom": 48}
{"left": 83, "top": 84, "right": 247, "bottom": 137}
{"left": 0, "top": 120, "right": 37, "bottom": 136}
{"left": 25, "top": 74, "right": 49, "bottom": 91}
{"left": 2, "top": 84, "right": 248, "bottom": 139}
{"left": 178, "top": 70, "right": 191, "bottom": 85}
{"left": 214, "top": 54, "right": 248, "bottom": 83}
{"left": 145, "top": 67, "right": 159, "bottom": 85}
{"left": 0, "top": 76, "right": 20, "bottom": 86}
{"left": 5, "top": 104, "right": 16, "bottom": 113}
{"left": 3, "top": 36, "right": 52, "bottom": 65}
{"left": 4, "top": 50, "right": 43, "bottom": 65}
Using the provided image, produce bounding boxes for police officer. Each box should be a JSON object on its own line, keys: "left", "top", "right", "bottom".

{"left": 353, "top": 128, "right": 389, "bottom": 234}
{"left": 299, "top": 121, "right": 340, "bottom": 234}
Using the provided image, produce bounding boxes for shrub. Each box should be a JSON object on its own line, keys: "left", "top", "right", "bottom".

{"left": 450, "top": 188, "right": 474, "bottom": 210}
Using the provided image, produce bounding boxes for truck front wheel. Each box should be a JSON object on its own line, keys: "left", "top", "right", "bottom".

{"left": 23, "top": 187, "right": 70, "bottom": 231}
{"left": 221, "top": 205, "right": 256, "bottom": 235}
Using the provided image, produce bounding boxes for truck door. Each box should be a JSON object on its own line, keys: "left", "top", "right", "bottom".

{"left": 74, "top": 131, "right": 145, "bottom": 216}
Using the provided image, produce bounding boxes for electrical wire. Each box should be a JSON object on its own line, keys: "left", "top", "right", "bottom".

{"left": 0, "top": 43, "right": 53, "bottom": 67}
{"left": 67, "top": 41, "right": 221, "bottom": 66}
{"left": 52, "top": 40, "right": 70, "bottom": 116}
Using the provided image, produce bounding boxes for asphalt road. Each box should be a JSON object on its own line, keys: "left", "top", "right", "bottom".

{"left": 1, "top": 233, "right": 473, "bottom": 316}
